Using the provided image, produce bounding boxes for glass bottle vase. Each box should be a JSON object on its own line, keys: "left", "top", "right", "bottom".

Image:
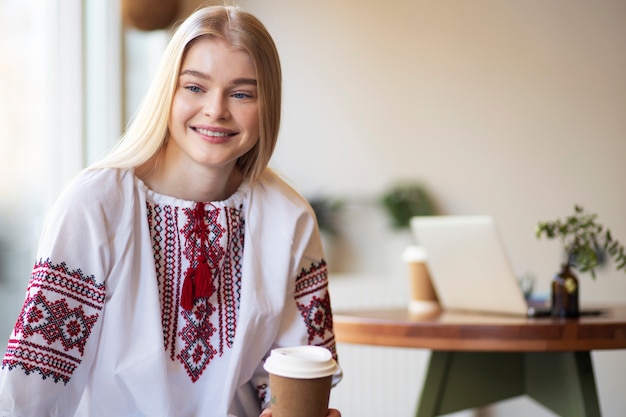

{"left": 551, "top": 263, "right": 579, "bottom": 318}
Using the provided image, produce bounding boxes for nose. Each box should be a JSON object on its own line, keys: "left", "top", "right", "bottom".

{"left": 203, "top": 91, "right": 230, "bottom": 119}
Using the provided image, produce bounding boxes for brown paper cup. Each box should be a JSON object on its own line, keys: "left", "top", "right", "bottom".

{"left": 402, "top": 245, "right": 439, "bottom": 314}
{"left": 264, "top": 346, "right": 338, "bottom": 417}
{"left": 269, "top": 373, "right": 333, "bottom": 417}
{"left": 407, "top": 261, "right": 437, "bottom": 301}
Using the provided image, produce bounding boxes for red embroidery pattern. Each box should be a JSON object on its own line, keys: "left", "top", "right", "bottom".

{"left": 178, "top": 302, "right": 217, "bottom": 382}
{"left": 2, "top": 259, "right": 105, "bottom": 384}
{"left": 295, "top": 260, "right": 337, "bottom": 359}
{"left": 148, "top": 203, "right": 182, "bottom": 360}
{"left": 148, "top": 201, "right": 244, "bottom": 382}
{"left": 215, "top": 206, "right": 244, "bottom": 353}
{"left": 256, "top": 383, "right": 269, "bottom": 407}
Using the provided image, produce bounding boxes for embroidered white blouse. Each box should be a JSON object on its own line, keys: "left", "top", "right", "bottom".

{"left": 0, "top": 168, "right": 339, "bottom": 417}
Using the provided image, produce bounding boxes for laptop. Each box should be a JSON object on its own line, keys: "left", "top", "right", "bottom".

{"left": 410, "top": 215, "right": 569, "bottom": 318}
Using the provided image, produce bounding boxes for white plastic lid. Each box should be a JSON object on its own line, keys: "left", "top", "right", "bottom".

{"left": 263, "top": 346, "right": 339, "bottom": 379}
{"left": 401, "top": 245, "right": 427, "bottom": 263}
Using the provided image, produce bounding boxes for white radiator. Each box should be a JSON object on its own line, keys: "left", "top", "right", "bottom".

{"left": 327, "top": 274, "right": 437, "bottom": 417}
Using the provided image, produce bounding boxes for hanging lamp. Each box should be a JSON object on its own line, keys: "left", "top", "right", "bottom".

{"left": 122, "top": 0, "right": 180, "bottom": 31}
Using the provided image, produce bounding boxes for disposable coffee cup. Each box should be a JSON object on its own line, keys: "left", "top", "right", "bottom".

{"left": 402, "top": 245, "right": 439, "bottom": 313}
{"left": 263, "top": 345, "right": 338, "bottom": 417}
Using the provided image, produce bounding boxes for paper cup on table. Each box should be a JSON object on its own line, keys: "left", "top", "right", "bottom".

{"left": 263, "top": 346, "right": 338, "bottom": 417}
{"left": 402, "top": 245, "right": 439, "bottom": 314}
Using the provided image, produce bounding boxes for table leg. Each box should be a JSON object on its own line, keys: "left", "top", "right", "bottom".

{"left": 525, "top": 351, "right": 601, "bottom": 417}
{"left": 415, "top": 351, "right": 524, "bottom": 417}
{"left": 414, "top": 351, "right": 601, "bottom": 417}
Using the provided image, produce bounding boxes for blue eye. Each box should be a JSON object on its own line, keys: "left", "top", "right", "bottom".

{"left": 185, "top": 85, "right": 202, "bottom": 93}
{"left": 232, "top": 92, "right": 251, "bottom": 99}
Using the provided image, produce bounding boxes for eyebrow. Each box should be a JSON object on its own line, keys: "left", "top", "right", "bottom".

{"left": 180, "top": 69, "right": 257, "bottom": 86}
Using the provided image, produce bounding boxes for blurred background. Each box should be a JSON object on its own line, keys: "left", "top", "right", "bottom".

{"left": 1, "top": 0, "right": 625, "bottom": 415}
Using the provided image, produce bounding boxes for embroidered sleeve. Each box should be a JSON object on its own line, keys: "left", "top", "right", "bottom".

{"left": 273, "top": 208, "right": 339, "bottom": 360}
{"left": 294, "top": 258, "right": 337, "bottom": 358}
{"left": 292, "top": 240, "right": 343, "bottom": 394}
{"left": 0, "top": 171, "right": 112, "bottom": 416}
{"left": 3, "top": 259, "right": 105, "bottom": 384}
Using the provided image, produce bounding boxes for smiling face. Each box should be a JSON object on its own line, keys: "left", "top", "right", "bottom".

{"left": 165, "top": 36, "right": 260, "bottom": 180}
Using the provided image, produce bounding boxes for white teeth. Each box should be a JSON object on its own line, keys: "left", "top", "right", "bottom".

{"left": 196, "top": 128, "right": 230, "bottom": 137}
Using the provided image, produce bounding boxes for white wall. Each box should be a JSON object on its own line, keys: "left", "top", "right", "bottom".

{"left": 237, "top": 0, "right": 626, "bottom": 415}
{"left": 241, "top": 0, "right": 626, "bottom": 291}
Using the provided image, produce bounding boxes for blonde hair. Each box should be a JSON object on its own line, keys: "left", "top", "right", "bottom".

{"left": 93, "top": 5, "right": 282, "bottom": 181}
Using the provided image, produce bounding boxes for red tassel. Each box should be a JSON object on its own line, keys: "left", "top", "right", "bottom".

{"left": 195, "top": 257, "right": 214, "bottom": 298}
{"left": 181, "top": 268, "right": 195, "bottom": 311}
{"left": 195, "top": 203, "right": 205, "bottom": 220}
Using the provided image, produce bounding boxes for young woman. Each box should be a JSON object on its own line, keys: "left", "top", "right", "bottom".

{"left": 0, "top": 5, "right": 341, "bottom": 417}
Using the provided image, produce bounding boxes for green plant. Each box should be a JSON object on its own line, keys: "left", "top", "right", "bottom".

{"left": 308, "top": 196, "right": 344, "bottom": 236}
{"left": 536, "top": 205, "right": 626, "bottom": 279}
{"left": 381, "top": 182, "right": 436, "bottom": 229}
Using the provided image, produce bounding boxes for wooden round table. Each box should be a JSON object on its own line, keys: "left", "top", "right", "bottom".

{"left": 334, "top": 306, "right": 626, "bottom": 417}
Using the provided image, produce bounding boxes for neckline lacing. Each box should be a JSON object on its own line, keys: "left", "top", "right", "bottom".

{"left": 181, "top": 202, "right": 219, "bottom": 311}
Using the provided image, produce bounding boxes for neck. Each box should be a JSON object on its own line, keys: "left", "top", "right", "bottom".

{"left": 137, "top": 151, "right": 244, "bottom": 202}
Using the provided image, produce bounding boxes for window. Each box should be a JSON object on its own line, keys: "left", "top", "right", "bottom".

{"left": 0, "top": 0, "right": 122, "bottom": 337}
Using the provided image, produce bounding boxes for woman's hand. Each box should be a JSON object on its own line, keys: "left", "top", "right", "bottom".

{"left": 260, "top": 408, "right": 341, "bottom": 417}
